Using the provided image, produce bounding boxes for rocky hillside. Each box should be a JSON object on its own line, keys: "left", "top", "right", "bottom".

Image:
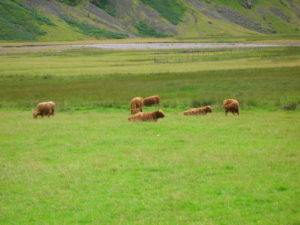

{"left": 1, "top": 0, "right": 300, "bottom": 41}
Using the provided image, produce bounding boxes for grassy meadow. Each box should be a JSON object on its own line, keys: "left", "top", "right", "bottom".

{"left": 0, "top": 44, "right": 300, "bottom": 224}
{"left": 1, "top": 46, "right": 300, "bottom": 109}
{"left": 1, "top": 46, "right": 300, "bottom": 77}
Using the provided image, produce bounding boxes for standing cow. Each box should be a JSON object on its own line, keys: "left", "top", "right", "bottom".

{"left": 47, "top": 101, "right": 56, "bottom": 116}
{"left": 33, "top": 101, "right": 56, "bottom": 118}
{"left": 130, "top": 97, "right": 143, "bottom": 114}
{"left": 223, "top": 99, "right": 239, "bottom": 115}
{"left": 143, "top": 95, "right": 160, "bottom": 106}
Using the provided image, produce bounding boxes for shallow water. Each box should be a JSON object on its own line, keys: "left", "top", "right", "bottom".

{"left": 2, "top": 42, "right": 300, "bottom": 50}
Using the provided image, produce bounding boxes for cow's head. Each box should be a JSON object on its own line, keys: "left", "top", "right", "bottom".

{"left": 155, "top": 110, "right": 165, "bottom": 118}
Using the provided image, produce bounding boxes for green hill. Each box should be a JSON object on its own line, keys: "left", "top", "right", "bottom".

{"left": 0, "top": 0, "right": 299, "bottom": 41}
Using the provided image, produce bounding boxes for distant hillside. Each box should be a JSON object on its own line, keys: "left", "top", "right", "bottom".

{"left": 0, "top": 0, "right": 300, "bottom": 41}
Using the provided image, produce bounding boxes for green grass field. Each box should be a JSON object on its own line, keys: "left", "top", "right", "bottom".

{"left": 0, "top": 44, "right": 300, "bottom": 225}
{"left": 1, "top": 46, "right": 300, "bottom": 110}
{"left": 1, "top": 110, "right": 299, "bottom": 225}
{"left": 1, "top": 46, "right": 300, "bottom": 77}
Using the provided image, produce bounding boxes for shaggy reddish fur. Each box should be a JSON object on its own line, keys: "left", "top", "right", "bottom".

{"left": 130, "top": 97, "right": 143, "bottom": 114}
{"left": 184, "top": 106, "right": 212, "bottom": 115}
{"left": 143, "top": 95, "right": 160, "bottom": 106}
{"left": 128, "top": 110, "right": 165, "bottom": 122}
{"left": 223, "top": 99, "right": 240, "bottom": 115}
{"left": 33, "top": 101, "right": 56, "bottom": 118}
{"left": 47, "top": 101, "right": 56, "bottom": 116}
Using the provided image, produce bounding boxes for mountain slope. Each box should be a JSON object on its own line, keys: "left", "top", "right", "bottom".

{"left": 0, "top": 0, "right": 299, "bottom": 41}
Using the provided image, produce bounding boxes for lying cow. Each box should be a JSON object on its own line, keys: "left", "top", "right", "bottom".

{"left": 184, "top": 105, "right": 212, "bottom": 115}
{"left": 143, "top": 95, "right": 160, "bottom": 106}
{"left": 128, "top": 110, "right": 165, "bottom": 122}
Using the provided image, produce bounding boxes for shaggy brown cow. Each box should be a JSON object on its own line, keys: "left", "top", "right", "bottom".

{"left": 184, "top": 105, "right": 213, "bottom": 115}
{"left": 33, "top": 101, "right": 56, "bottom": 118}
{"left": 184, "top": 108, "right": 198, "bottom": 115}
{"left": 143, "top": 95, "right": 160, "bottom": 106}
{"left": 223, "top": 99, "right": 239, "bottom": 115}
{"left": 130, "top": 97, "right": 143, "bottom": 114}
{"left": 128, "top": 110, "right": 165, "bottom": 122}
{"left": 47, "top": 101, "right": 56, "bottom": 116}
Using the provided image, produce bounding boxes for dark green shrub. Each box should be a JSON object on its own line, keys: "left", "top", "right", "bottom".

{"left": 61, "top": 16, "right": 128, "bottom": 39}
{"left": 241, "top": 0, "right": 257, "bottom": 9}
{"left": 135, "top": 22, "right": 171, "bottom": 37}
{"left": 91, "top": 0, "right": 116, "bottom": 16}
{"left": 58, "top": 0, "right": 82, "bottom": 6}
{"left": 141, "top": 0, "right": 186, "bottom": 25}
{"left": 282, "top": 103, "right": 297, "bottom": 111}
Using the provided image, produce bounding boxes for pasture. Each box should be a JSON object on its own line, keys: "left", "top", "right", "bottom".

{"left": 0, "top": 44, "right": 300, "bottom": 225}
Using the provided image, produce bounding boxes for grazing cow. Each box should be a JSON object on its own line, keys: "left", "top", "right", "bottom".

{"left": 47, "top": 101, "right": 56, "bottom": 116}
{"left": 130, "top": 97, "right": 143, "bottom": 114}
{"left": 223, "top": 99, "right": 239, "bottom": 115}
{"left": 33, "top": 101, "right": 56, "bottom": 118}
{"left": 128, "top": 110, "right": 165, "bottom": 122}
{"left": 143, "top": 95, "right": 160, "bottom": 106}
{"left": 184, "top": 105, "right": 212, "bottom": 115}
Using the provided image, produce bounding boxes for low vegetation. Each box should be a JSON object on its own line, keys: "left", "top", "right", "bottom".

{"left": 0, "top": 0, "right": 54, "bottom": 41}
{"left": 135, "top": 22, "right": 171, "bottom": 37}
{"left": 91, "top": 0, "right": 115, "bottom": 16}
{"left": 57, "top": 0, "right": 82, "bottom": 6}
{"left": 61, "top": 16, "right": 128, "bottom": 39}
{"left": 0, "top": 109, "right": 299, "bottom": 225}
{"left": 0, "top": 46, "right": 299, "bottom": 110}
{"left": 1, "top": 66, "right": 299, "bottom": 110}
{"left": 141, "top": 0, "right": 186, "bottom": 25}
{"left": 0, "top": 0, "right": 299, "bottom": 41}
{"left": 0, "top": 45, "right": 299, "bottom": 224}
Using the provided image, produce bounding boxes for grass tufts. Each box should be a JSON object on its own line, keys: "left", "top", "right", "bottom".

{"left": 0, "top": 47, "right": 300, "bottom": 110}
{"left": 280, "top": 97, "right": 299, "bottom": 111}
{"left": 190, "top": 99, "right": 214, "bottom": 108}
{"left": 57, "top": 0, "right": 82, "bottom": 6}
{"left": 282, "top": 103, "right": 297, "bottom": 111}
